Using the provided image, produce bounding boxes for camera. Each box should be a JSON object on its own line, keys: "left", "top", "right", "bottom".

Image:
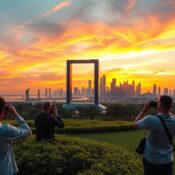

{"left": 149, "top": 101, "right": 158, "bottom": 108}
{"left": 50, "top": 105, "right": 55, "bottom": 114}
{"left": 4, "top": 105, "right": 10, "bottom": 112}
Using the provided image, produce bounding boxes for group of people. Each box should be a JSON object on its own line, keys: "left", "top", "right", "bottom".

{"left": 0, "top": 95, "right": 175, "bottom": 175}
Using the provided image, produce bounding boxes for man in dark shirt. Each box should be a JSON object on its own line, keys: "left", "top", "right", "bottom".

{"left": 34, "top": 102, "right": 64, "bottom": 142}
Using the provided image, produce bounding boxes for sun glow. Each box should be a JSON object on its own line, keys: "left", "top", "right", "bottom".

{"left": 0, "top": 0, "right": 175, "bottom": 93}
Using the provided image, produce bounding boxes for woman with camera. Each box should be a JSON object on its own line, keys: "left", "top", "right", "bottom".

{"left": 135, "top": 95, "right": 175, "bottom": 175}
{"left": 0, "top": 97, "right": 32, "bottom": 175}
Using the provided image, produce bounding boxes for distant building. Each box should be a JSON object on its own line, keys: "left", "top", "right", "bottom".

{"left": 100, "top": 75, "right": 107, "bottom": 97}
{"left": 25, "top": 89, "right": 30, "bottom": 101}
{"left": 74, "top": 87, "right": 78, "bottom": 96}
{"left": 37, "top": 89, "right": 40, "bottom": 100}
{"left": 136, "top": 83, "right": 141, "bottom": 96}
{"left": 163, "top": 88, "right": 169, "bottom": 95}
{"left": 153, "top": 84, "right": 157, "bottom": 96}
{"left": 158, "top": 87, "right": 161, "bottom": 96}
{"left": 45, "top": 88, "right": 48, "bottom": 97}
{"left": 49, "top": 88, "right": 52, "bottom": 97}
{"left": 132, "top": 80, "right": 135, "bottom": 95}
{"left": 88, "top": 80, "right": 92, "bottom": 97}
{"left": 81, "top": 87, "right": 85, "bottom": 96}
{"left": 110, "top": 78, "right": 117, "bottom": 96}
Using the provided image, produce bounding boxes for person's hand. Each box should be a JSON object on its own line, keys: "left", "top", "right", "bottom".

{"left": 51, "top": 105, "right": 58, "bottom": 116}
{"left": 170, "top": 112, "right": 175, "bottom": 117}
{"left": 142, "top": 103, "right": 150, "bottom": 113}
{"left": 6, "top": 105, "right": 19, "bottom": 118}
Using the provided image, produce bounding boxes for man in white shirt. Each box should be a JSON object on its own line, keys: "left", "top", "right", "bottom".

{"left": 135, "top": 95, "right": 175, "bottom": 175}
{"left": 0, "top": 97, "right": 32, "bottom": 175}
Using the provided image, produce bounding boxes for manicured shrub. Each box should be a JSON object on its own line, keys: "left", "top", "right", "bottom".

{"left": 6, "top": 119, "right": 137, "bottom": 134}
{"left": 14, "top": 136, "right": 143, "bottom": 175}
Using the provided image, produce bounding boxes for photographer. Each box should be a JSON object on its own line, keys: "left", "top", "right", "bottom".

{"left": 34, "top": 102, "right": 64, "bottom": 142}
{"left": 135, "top": 95, "right": 175, "bottom": 175}
{"left": 0, "top": 97, "right": 32, "bottom": 175}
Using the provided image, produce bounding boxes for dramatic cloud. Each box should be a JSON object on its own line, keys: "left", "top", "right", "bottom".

{"left": 0, "top": 0, "right": 175, "bottom": 93}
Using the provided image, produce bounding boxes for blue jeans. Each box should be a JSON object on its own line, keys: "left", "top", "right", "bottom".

{"left": 143, "top": 158, "right": 173, "bottom": 175}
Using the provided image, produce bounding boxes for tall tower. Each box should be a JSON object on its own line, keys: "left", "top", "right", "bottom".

{"left": 132, "top": 80, "right": 135, "bottom": 95}
{"left": 158, "top": 87, "right": 161, "bottom": 96}
{"left": 88, "top": 80, "right": 92, "bottom": 97}
{"left": 110, "top": 78, "right": 116, "bottom": 96}
{"left": 45, "top": 88, "right": 48, "bottom": 97}
{"left": 25, "top": 89, "right": 30, "bottom": 101}
{"left": 49, "top": 88, "right": 52, "bottom": 98}
{"left": 37, "top": 89, "right": 40, "bottom": 100}
{"left": 100, "top": 75, "right": 107, "bottom": 97}
{"left": 136, "top": 83, "right": 141, "bottom": 96}
{"left": 103, "top": 75, "right": 107, "bottom": 97}
{"left": 153, "top": 84, "right": 157, "bottom": 96}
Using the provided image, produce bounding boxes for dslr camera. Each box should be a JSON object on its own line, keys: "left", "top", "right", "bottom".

{"left": 149, "top": 101, "right": 158, "bottom": 108}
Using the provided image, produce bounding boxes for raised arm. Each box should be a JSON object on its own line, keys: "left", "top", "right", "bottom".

{"left": 2, "top": 105, "right": 32, "bottom": 141}
{"left": 50, "top": 105, "right": 64, "bottom": 128}
{"left": 134, "top": 103, "right": 150, "bottom": 125}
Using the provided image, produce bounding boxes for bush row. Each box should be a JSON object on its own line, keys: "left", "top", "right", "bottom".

{"left": 7, "top": 102, "right": 162, "bottom": 120}
{"left": 14, "top": 135, "right": 143, "bottom": 175}
{"left": 6, "top": 119, "right": 138, "bottom": 134}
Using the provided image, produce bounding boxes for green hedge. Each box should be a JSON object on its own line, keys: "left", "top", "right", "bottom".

{"left": 6, "top": 119, "right": 137, "bottom": 134}
{"left": 14, "top": 135, "right": 143, "bottom": 175}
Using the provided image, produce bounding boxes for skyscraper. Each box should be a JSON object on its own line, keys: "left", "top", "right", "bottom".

{"left": 81, "top": 87, "right": 85, "bottom": 96}
{"left": 110, "top": 78, "right": 117, "bottom": 96}
{"left": 136, "top": 83, "right": 141, "bottom": 96}
{"left": 74, "top": 87, "right": 78, "bottom": 96}
{"left": 25, "top": 89, "right": 30, "bottom": 101}
{"left": 49, "top": 88, "right": 52, "bottom": 97}
{"left": 45, "top": 88, "right": 48, "bottom": 97}
{"left": 153, "top": 84, "right": 157, "bottom": 96}
{"left": 100, "top": 75, "right": 107, "bottom": 97}
{"left": 158, "top": 87, "right": 161, "bottom": 96}
{"left": 132, "top": 80, "right": 135, "bottom": 95}
{"left": 88, "top": 80, "right": 92, "bottom": 97}
{"left": 37, "top": 89, "right": 40, "bottom": 100}
{"left": 163, "top": 88, "right": 169, "bottom": 95}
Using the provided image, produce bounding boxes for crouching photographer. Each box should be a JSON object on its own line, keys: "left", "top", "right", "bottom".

{"left": 134, "top": 95, "right": 175, "bottom": 175}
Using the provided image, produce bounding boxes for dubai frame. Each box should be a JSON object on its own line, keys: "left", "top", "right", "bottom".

{"left": 63, "top": 59, "right": 106, "bottom": 111}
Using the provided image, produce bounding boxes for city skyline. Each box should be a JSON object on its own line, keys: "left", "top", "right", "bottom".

{"left": 16, "top": 75, "right": 175, "bottom": 98}
{"left": 0, "top": 0, "right": 175, "bottom": 93}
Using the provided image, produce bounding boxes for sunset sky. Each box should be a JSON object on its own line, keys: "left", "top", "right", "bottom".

{"left": 0, "top": 0, "right": 175, "bottom": 94}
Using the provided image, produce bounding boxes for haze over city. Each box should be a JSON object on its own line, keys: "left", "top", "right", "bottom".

{"left": 0, "top": 0, "right": 175, "bottom": 94}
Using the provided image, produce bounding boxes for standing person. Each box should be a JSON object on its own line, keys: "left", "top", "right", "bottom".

{"left": 135, "top": 95, "right": 175, "bottom": 175}
{"left": 0, "top": 97, "right": 32, "bottom": 175}
{"left": 34, "top": 102, "right": 64, "bottom": 142}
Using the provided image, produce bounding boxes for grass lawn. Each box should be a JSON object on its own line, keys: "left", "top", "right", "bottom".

{"left": 71, "top": 130, "right": 175, "bottom": 175}
{"left": 72, "top": 130, "right": 145, "bottom": 151}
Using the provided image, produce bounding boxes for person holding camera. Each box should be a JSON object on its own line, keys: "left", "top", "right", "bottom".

{"left": 0, "top": 97, "right": 32, "bottom": 175}
{"left": 135, "top": 95, "right": 175, "bottom": 175}
{"left": 34, "top": 102, "right": 64, "bottom": 142}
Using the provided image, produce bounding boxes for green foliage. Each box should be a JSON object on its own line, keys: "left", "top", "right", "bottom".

{"left": 14, "top": 135, "right": 143, "bottom": 175}
{"left": 8, "top": 102, "right": 175, "bottom": 121}
{"left": 5, "top": 119, "right": 137, "bottom": 134}
{"left": 105, "top": 103, "right": 143, "bottom": 120}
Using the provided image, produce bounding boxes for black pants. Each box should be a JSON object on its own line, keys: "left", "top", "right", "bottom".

{"left": 143, "top": 158, "right": 173, "bottom": 175}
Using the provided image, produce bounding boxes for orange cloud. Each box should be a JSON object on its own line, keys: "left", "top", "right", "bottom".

{"left": 42, "top": 1, "right": 71, "bottom": 17}
{"left": 1, "top": 3, "right": 175, "bottom": 94}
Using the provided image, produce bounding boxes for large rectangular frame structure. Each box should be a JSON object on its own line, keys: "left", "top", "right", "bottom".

{"left": 66, "top": 59, "right": 99, "bottom": 105}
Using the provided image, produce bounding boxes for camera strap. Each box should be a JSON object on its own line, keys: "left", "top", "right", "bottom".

{"left": 157, "top": 115, "right": 175, "bottom": 151}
